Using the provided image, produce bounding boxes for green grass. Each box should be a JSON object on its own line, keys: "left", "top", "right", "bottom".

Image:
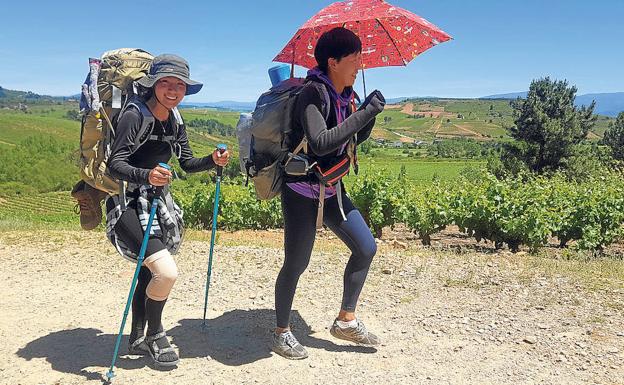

{"left": 352, "top": 148, "right": 485, "bottom": 184}
{"left": 592, "top": 115, "right": 615, "bottom": 138}
{"left": 0, "top": 191, "right": 81, "bottom": 230}
{"left": 0, "top": 110, "right": 79, "bottom": 146}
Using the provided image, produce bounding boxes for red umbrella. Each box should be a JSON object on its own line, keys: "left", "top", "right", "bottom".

{"left": 273, "top": 0, "right": 452, "bottom": 93}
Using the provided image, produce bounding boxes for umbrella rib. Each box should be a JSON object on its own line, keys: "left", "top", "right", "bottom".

{"left": 375, "top": 18, "right": 408, "bottom": 66}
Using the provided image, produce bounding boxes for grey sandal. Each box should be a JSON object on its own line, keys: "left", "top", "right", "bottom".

{"left": 144, "top": 331, "right": 179, "bottom": 367}
{"left": 128, "top": 336, "right": 149, "bottom": 355}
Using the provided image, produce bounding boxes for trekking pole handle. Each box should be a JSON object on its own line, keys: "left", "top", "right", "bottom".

{"left": 155, "top": 162, "right": 171, "bottom": 195}
{"left": 215, "top": 144, "right": 227, "bottom": 177}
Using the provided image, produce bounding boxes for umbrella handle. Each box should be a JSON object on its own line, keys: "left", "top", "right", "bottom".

{"left": 361, "top": 68, "right": 367, "bottom": 97}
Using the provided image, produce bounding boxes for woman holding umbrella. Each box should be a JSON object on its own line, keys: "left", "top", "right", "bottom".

{"left": 270, "top": 0, "right": 450, "bottom": 360}
{"left": 272, "top": 27, "right": 386, "bottom": 359}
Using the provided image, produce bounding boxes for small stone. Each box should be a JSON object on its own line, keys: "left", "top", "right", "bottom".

{"left": 608, "top": 347, "right": 620, "bottom": 354}
{"left": 535, "top": 305, "right": 545, "bottom": 310}
{"left": 392, "top": 239, "right": 408, "bottom": 249}
{"left": 617, "top": 332, "right": 624, "bottom": 337}
{"left": 537, "top": 323, "right": 549, "bottom": 330}
{"left": 382, "top": 268, "right": 393, "bottom": 275}
{"left": 523, "top": 336, "right": 537, "bottom": 344}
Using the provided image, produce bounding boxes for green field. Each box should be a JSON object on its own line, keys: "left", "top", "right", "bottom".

{"left": 374, "top": 98, "right": 612, "bottom": 143}
{"left": 0, "top": 111, "right": 78, "bottom": 146}
{"left": 180, "top": 108, "right": 241, "bottom": 127}
{"left": 0, "top": 97, "right": 615, "bottom": 228}
{"left": 354, "top": 148, "right": 484, "bottom": 184}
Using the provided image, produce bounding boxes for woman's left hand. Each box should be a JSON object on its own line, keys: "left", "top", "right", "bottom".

{"left": 212, "top": 149, "right": 230, "bottom": 167}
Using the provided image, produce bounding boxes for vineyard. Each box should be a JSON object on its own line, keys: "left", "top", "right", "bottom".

{"left": 168, "top": 169, "right": 624, "bottom": 254}
{"left": 3, "top": 168, "right": 624, "bottom": 253}
{"left": 0, "top": 191, "right": 76, "bottom": 227}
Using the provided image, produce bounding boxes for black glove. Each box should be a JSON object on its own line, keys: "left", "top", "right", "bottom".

{"left": 358, "top": 89, "right": 385, "bottom": 115}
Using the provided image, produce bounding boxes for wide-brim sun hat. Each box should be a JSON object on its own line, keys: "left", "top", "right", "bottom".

{"left": 137, "top": 54, "right": 203, "bottom": 95}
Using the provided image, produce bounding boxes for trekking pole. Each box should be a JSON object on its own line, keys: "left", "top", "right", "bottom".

{"left": 106, "top": 162, "right": 171, "bottom": 382}
{"left": 202, "top": 144, "right": 227, "bottom": 329}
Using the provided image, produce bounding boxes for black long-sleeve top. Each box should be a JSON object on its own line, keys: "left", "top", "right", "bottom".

{"left": 288, "top": 81, "right": 377, "bottom": 173}
{"left": 107, "top": 107, "right": 215, "bottom": 185}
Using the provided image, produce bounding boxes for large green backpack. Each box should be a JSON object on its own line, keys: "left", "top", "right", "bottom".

{"left": 78, "top": 48, "right": 183, "bottom": 195}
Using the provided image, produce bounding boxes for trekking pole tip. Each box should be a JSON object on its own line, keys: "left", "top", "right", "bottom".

{"left": 105, "top": 369, "right": 115, "bottom": 382}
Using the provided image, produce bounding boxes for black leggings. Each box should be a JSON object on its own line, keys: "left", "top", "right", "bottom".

{"left": 275, "top": 185, "right": 377, "bottom": 328}
{"left": 110, "top": 203, "right": 167, "bottom": 259}
{"left": 110, "top": 206, "right": 168, "bottom": 340}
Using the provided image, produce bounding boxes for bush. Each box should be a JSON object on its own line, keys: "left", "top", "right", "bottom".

{"left": 172, "top": 168, "right": 624, "bottom": 253}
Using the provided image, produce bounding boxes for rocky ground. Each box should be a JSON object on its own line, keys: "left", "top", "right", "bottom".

{"left": 1, "top": 228, "right": 623, "bottom": 385}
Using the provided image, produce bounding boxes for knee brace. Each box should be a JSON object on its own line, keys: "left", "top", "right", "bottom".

{"left": 144, "top": 249, "right": 178, "bottom": 301}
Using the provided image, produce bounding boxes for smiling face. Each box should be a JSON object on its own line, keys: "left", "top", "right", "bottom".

{"left": 153, "top": 77, "right": 187, "bottom": 110}
{"left": 328, "top": 51, "right": 362, "bottom": 88}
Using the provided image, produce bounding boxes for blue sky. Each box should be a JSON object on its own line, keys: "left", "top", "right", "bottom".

{"left": 1, "top": 0, "right": 623, "bottom": 102}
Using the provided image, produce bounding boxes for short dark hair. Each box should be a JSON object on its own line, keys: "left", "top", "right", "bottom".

{"left": 314, "top": 27, "right": 362, "bottom": 73}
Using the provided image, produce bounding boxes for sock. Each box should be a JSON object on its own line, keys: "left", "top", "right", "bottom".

{"left": 145, "top": 297, "right": 173, "bottom": 351}
{"left": 129, "top": 266, "right": 151, "bottom": 343}
{"left": 337, "top": 318, "right": 358, "bottom": 329}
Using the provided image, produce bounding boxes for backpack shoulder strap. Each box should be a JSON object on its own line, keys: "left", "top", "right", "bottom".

{"left": 290, "top": 81, "right": 331, "bottom": 157}
{"left": 122, "top": 100, "right": 155, "bottom": 156}
{"left": 304, "top": 81, "right": 331, "bottom": 121}
{"left": 126, "top": 100, "right": 184, "bottom": 159}
{"left": 168, "top": 107, "right": 184, "bottom": 159}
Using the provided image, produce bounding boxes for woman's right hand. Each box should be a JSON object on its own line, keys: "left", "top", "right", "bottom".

{"left": 148, "top": 165, "right": 172, "bottom": 186}
{"left": 360, "top": 89, "right": 386, "bottom": 115}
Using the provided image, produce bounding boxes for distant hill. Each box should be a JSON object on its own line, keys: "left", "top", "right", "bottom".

{"left": 482, "top": 91, "right": 624, "bottom": 117}
{"left": 481, "top": 92, "right": 528, "bottom": 100}
{"left": 576, "top": 93, "right": 624, "bottom": 117}
{"left": 180, "top": 101, "right": 255, "bottom": 112}
{"left": 0, "top": 86, "right": 76, "bottom": 103}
